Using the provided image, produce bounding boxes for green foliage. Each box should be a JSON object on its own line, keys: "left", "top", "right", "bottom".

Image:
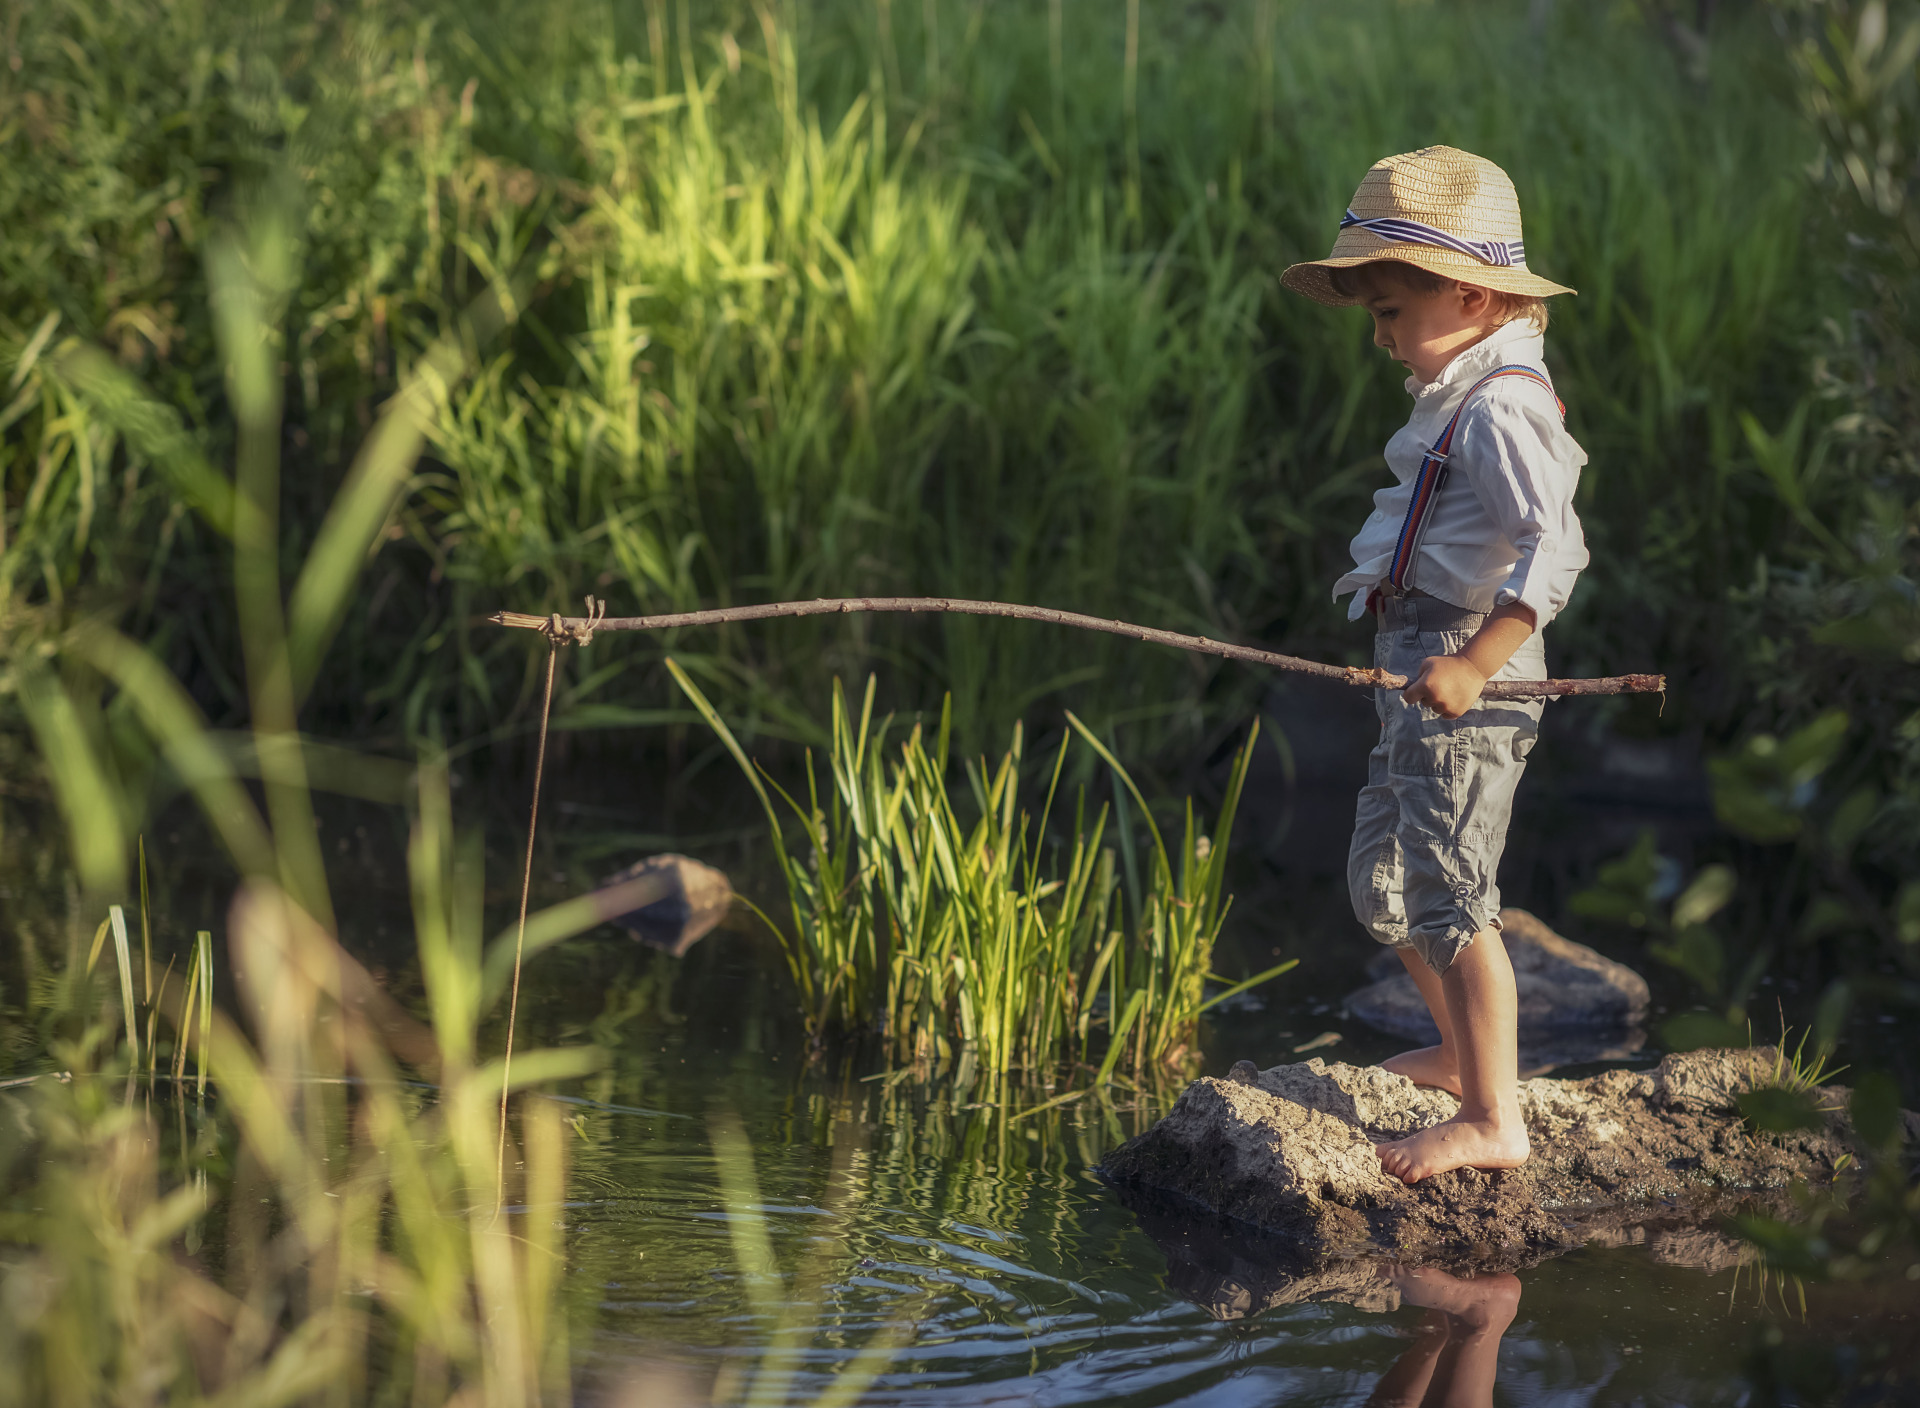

{"left": 1708, "top": 710, "right": 1851, "bottom": 844}
{"left": 1727, "top": 1061, "right": 1916, "bottom": 1286}
{"left": 1849, "top": 1069, "right": 1905, "bottom": 1154}
{"left": 1701, "top": 0, "right": 1920, "bottom": 983}
{"left": 1569, "top": 830, "right": 1672, "bottom": 929}
{"left": 0, "top": 0, "right": 1843, "bottom": 759}
{"left": 0, "top": 197, "right": 624, "bottom": 1406}
{"left": 669, "top": 667, "right": 1272, "bottom": 1087}
{"left": 1738, "top": 1084, "right": 1832, "bottom": 1135}
{"left": 1650, "top": 923, "right": 1729, "bottom": 1003}
{"left": 1571, "top": 827, "right": 1757, "bottom": 1048}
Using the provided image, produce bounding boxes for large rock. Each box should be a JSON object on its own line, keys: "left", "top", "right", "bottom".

{"left": 1100, "top": 1048, "right": 1870, "bottom": 1267}
{"left": 1346, "top": 908, "right": 1648, "bottom": 1063}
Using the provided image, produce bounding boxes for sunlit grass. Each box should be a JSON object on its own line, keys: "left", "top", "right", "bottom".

{"left": 1, "top": 0, "right": 1835, "bottom": 757}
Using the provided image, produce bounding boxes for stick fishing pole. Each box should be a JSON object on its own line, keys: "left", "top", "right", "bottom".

{"left": 488, "top": 595, "right": 1665, "bottom": 701}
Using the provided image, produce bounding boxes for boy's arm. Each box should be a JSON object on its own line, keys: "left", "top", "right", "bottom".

{"left": 1403, "top": 603, "right": 1536, "bottom": 717}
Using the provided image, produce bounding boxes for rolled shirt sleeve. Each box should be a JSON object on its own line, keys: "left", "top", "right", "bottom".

{"left": 1453, "top": 386, "right": 1589, "bottom": 629}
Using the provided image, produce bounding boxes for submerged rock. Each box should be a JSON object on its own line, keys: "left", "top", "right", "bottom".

{"left": 1345, "top": 908, "right": 1649, "bottom": 1065}
{"left": 1101, "top": 1048, "right": 1875, "bottom": 1267}
{"left": 595, "top": 854, "right": 733, "bottom": 957}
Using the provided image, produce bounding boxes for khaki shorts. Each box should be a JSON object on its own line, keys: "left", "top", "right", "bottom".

{"left": 1347, "top": 593, "right": 1546, "bottom": 976}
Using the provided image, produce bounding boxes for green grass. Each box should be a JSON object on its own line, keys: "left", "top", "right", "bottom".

{"left": 0, "top": 195, "right": 624, "bottom": 1407}
{"left": 669, "top": 667, "right": 1283, "bottom": 1088}
{"left": 0, "top": 0, "right": 1839, "bottom": 761}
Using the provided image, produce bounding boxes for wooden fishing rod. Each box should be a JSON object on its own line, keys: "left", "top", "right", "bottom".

{"left": 489, "top": 595, "right": 1665, "bottom": 700}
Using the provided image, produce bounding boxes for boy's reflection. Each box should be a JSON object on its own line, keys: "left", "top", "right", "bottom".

{"left": 1366, "top": 1265, "right": 1521, "bottom": 1408}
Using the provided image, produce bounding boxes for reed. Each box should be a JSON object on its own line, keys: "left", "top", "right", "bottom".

{"left": 669, "top": 666, "right": 1289, "bottom": 1087}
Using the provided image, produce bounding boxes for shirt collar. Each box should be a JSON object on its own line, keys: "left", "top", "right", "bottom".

{"left": 1405, "top": 320, "right": 1544, "bottom": 399}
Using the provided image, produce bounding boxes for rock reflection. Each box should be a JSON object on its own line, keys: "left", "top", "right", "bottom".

{"left": 1113, "top": 1181, "right": 1544, "bottom": 1320}
{"left": 1117, "top": 1178, "right": 1776, "bottom": 1407}
{"left": 1119, "top": 1187, "right": 1534, "bottom": 1407}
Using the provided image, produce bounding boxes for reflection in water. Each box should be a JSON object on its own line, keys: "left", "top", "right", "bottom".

{"left": 1365, "top": 1266, "right": 1519, "bottom": 1408}
{"left": 1121, "top": 1176, "right": 1528, "bottom": 1406}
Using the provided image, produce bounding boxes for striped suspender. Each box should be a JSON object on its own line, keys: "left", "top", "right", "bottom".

{"left": 1386, "top": 365, "right": 1566, "bottom": 593}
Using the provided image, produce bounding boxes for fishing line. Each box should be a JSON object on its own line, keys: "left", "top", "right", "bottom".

{"left": 497, "top": 635, "right": 561, "bottom": 1210}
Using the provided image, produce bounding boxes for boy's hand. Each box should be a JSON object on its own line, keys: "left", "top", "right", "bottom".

{"left": 1403, "top": 654, "right": 1489, "bottom": 718}
{"left": 1401, "top": 602, "right": 1538, "bottom": 717}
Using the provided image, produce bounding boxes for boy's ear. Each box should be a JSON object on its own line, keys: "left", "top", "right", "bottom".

{"left": 1458, "top": 282, "right": 1494, "bottom": 318}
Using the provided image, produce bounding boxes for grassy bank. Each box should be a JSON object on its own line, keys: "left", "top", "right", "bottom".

{"left": 0, "top": 0, "right": 1833, "bottom": 758}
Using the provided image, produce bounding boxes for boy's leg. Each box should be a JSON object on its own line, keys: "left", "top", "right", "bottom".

{"left": 1363, "top": 1310, "right": 1449, "bottom": 1408}
{"left": 1371, "top": 610, "right": 1543, "bottom": 1181}
{"left": 1379, "top": 946, "right": 1463, "bottom": 1097}
{"left": 1376, "top": 926, "right": 1528, "bottom": 1182}
{"left": 1350, "top": 631, "right": 1463, "bottom": 1092}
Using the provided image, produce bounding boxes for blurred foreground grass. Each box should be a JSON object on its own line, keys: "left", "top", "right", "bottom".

{"left": 0, "top": 192, "right": 929, "bottom": 1404}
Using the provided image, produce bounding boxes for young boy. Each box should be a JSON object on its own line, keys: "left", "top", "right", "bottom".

{"left": 1280, "top": 147, "right": 1587, "bottom": 1184}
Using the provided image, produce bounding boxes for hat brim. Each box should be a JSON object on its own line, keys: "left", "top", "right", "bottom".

{"left": 1280, "top": 240, "right": 1576, "bottom": 307}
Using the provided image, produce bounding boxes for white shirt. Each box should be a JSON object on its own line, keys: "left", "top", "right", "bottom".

{"left": 1333, "top": 320, "right": 1589, "bottom": 628}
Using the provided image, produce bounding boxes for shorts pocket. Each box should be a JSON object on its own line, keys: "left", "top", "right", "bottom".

{"left": 1388, "top": 709, "right": 1461, "bottom": 779}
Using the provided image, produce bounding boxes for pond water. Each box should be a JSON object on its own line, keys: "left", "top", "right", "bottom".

{"left": 8, "top": 680, "right": 1918, "bottom": 1404}
{"left": 489, "top": 684, "right": 1916, "bottom": 1406}
{"left": 518, "top": 910, "right": 1918, "bottom": 1408}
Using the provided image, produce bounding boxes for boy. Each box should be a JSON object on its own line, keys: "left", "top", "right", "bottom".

{"left": 1280, "top": 147, "right": 1587, "bottom": 1184}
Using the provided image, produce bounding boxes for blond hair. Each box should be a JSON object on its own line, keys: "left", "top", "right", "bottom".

{"left": 1326, "top": 259, "right": 1550, "bottom": 332}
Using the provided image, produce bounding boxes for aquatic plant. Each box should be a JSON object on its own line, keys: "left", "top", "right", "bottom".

{"left": 669, "top": 667, "right": 1287, "bottom": 1085}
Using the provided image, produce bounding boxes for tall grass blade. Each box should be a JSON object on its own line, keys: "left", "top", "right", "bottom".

{"left": 108, "top": 905, "right": 138, "bottom": 1062}
{"left": 1198, "top": 957, "right": 1300, "bottom": 1014}
{"left": 195, "top": 929, "right": 213, "bottom": 1095}
{"left": 137, "top": 835, "right": 152, "bottom": 1001}
{"left": 1064, "top": 711, "right": 1167, "bottom": 876}
{"left": 1097, "top": 990, "right": 1148, "bottom": 1085}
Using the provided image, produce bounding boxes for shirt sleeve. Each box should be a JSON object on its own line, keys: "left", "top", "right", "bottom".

{"left": 1453, "top": 383, "right": 1590, "bottom": 629}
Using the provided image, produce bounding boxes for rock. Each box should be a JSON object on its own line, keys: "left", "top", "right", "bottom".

{"left": 593, "top": 854, "right": 733, "bottom": 957}
{"left": 1100, "top": 1048, "right": 1873, "bottom": 1268}
{"left": 1346, "top": 908, "right": 1649, "bottom": 1065}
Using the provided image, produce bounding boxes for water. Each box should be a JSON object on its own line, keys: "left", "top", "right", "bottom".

{"left": 7, "top": 686, "right": 1919, "bottom": 1405}
{"left": 491, "top": 694, "right": 1917, "bottom": 1406}
{"left": 511, "top": 874, "right": 1915, "bottom": 1407}
{"left": 507, "top": 951, "right": 1910, "bottom": 1408}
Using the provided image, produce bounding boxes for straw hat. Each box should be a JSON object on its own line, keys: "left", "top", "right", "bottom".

{"left": 1281, "top": 146, "right": 1574, "bottom": 306}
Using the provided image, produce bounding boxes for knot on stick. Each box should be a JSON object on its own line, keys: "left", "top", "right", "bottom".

{"left": 541, "top": 595, "right": 606, "bottom": 648}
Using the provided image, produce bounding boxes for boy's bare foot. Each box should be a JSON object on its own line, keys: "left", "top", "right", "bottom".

{"left": 1375, "top": 1113, "right": 1529, "bottom": 1184}
{"left": 1379, "top": 1045, "right": 1464, "bottom": 1098}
